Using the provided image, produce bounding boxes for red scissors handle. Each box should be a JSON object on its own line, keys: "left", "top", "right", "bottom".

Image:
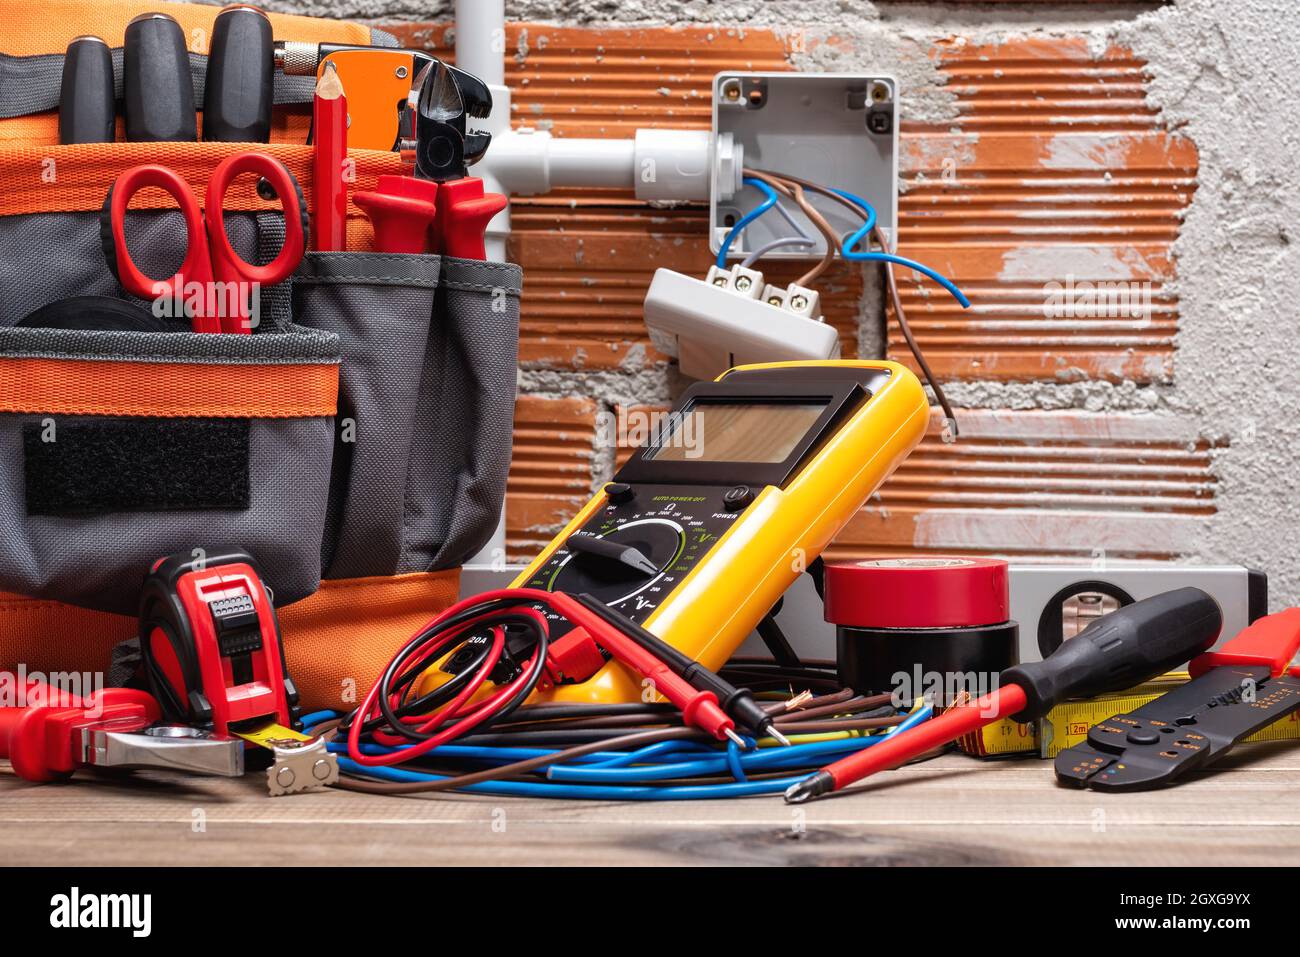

{"left": 105, "top": 154, "right": 306, "bottom": 335}
{"left": 107, "top": 165, "right": 220, "bottom": 333}
{"left": 204, "top": 152, "right": 307, "bottom": 333}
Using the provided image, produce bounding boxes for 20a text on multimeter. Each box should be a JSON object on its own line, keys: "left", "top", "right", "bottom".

{"left": 510, "top": 359, "right": 931, "bottom": 705}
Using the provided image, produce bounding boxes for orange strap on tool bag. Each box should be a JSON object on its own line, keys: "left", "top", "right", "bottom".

{"left": 0, "top": 1, "right": 522, "bottom": 709}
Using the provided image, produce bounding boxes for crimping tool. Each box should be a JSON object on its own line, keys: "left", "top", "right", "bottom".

{"left": 0, "top": 678, "right": 242, "bottom": 783}
{"left": 1055, "top": 607, "right": 1300, "bottom": 791}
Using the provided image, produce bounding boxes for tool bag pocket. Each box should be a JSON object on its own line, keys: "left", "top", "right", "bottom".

{"left": 293, "top": 252, "right": 521, "bottom": 580}
{"left": 0, "top": 324, "right": 340, "bottom": 615}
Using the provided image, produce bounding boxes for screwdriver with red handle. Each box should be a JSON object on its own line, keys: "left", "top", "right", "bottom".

{"left": 785, "top": 586, "right": 1224, "bottom": 803}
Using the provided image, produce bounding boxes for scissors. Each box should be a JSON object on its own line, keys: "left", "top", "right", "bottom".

{"left": 102, "top": 152, "right": 307, "bottom": 334}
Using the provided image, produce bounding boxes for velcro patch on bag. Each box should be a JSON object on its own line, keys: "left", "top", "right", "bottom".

{"left": 23, "top": 418, "right": 250, "bottom": 514}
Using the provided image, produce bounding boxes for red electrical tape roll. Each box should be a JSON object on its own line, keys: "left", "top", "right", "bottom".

{"left": 823, "top": 557, "right": 1010, "bottom": 629}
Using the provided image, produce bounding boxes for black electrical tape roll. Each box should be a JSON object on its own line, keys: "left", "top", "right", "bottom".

{"left": 836, "top": 622, "right": 1019, "bottom": 702}
{"left": 17, "top": 296, "right": 179, "bottom": 332}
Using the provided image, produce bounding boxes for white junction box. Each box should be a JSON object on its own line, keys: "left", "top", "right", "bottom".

{"left": 710, "top": 72, "right": 899, "bottom": 259}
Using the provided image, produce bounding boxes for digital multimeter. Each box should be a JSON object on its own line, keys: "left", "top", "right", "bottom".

{"left": 512, "top": 359, "right": 930, "bottom": 704}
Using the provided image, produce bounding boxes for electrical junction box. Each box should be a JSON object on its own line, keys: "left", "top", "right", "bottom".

{"left": 710, "top": 72, "right": 899, "bottom": 260}
{"left": 643, "top": 265, "right": 841, "bottom": 379}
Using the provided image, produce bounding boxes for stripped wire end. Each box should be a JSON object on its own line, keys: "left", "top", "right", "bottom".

{"left": 782, "top": 690, "right": 815, "bottom": 712}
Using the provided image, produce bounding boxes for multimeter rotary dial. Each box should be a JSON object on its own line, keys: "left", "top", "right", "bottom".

{"left": 544, "top": 517, "right": 687, "bottom": 612}
{"left": 518, "top": 486, "right": 743, "bottom": 645}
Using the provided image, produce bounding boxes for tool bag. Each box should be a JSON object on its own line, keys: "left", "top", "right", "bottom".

{"left": 0, "top": 1, "right": 522, "bottom": 708}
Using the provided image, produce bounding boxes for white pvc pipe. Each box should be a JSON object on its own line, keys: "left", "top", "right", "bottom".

{"left": 454, "top": 0, "right": 505, "bottom": 87}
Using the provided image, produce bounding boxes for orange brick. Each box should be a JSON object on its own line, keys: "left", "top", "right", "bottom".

{"left": 506, "top": 394, "right": 599, "bottom": 561}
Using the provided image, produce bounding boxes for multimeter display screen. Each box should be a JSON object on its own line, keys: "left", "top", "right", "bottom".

{"left": 647, "top": 401, "right": 828, "bottom": 463}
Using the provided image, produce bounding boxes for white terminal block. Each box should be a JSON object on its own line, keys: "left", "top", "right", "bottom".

{"left": 644, "top": 266, "right": 840, "bottom": 380}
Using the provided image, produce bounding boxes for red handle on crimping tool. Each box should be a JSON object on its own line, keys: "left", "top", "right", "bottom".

{"left": 0, "top": 679, "right": 159, "bottom": 782}
{"left": 1188, "top": 606, "right": 1300, "bottom": 679}
{"left": 353, "top": 175, "right": 439, "bottom": 254}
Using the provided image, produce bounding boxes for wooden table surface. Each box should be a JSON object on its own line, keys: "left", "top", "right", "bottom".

{"left": 5, "top": 743, "right": 1300, "bottom": 866}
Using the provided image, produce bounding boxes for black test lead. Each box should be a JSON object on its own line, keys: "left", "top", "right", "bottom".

{"left": 574, "top": 593, "right": 793, "bottom": 745}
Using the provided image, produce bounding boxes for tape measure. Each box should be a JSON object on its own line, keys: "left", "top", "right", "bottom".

{"left": 420, "top": 360, "right": 929, "bottom": 705}
{"left": 825, "top": 557, "right": 1018, "bottom": 701}
{"left": 958, "top": 672, "right": 1300, "bottom": 758}
{"left": 137, "top": 549, "right": 337, "bottom": 794}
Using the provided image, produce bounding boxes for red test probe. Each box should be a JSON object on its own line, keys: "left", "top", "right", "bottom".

{"left": 785, "top": 586, "right": 1224, "bottom": 803}
{"left": 345, "top": 587, "right": 744, "bottom": 771}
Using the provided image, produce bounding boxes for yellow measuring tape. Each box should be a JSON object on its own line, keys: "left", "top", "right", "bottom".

{"left": 233, "top": 722, "right": 339, "bottom": 796}
{"left": 958, "top": 672, "right": 1300, "bottom": 758}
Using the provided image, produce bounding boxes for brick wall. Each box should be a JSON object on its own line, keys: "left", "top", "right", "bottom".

{"left": 384, "top": 18, "right": 1209, "bottom": 567}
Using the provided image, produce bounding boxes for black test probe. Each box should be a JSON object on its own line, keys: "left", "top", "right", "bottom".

{"left": 574, "top": 592, "right": 793, "bottom": 745}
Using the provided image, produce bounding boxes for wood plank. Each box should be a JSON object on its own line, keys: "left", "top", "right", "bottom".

{"left": 5, "top": 745, "right": 1300, "bottom": 866}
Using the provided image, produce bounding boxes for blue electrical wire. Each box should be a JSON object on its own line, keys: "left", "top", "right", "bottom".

{"left": 832, "top": 185, "right": 970, "bottom": 308}
{"left": 321, "top": 703, "right": 933, "bottom": 801}
{"left": 545, "top": 706, "right": 932, "bottom": 784}
{"left": 299, "top": 710, "right": 338, "bottom": 730}
{"left": 715, "top": 179, "right": 968, "bottom": 308}
{"left": 716, "top": 177, "right": 780, "bottom": 267}
{"left": 831, "top": 187, "right": 877, "bottom": 235}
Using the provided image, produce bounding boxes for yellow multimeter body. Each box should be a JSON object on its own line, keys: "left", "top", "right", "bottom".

{"left": 499, "top": 358, "right": 930, "bottom": 705}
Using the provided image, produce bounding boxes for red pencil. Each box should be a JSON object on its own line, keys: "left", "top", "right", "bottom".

{"left": 311, "top": 61, "right": 348, "bottom": 251}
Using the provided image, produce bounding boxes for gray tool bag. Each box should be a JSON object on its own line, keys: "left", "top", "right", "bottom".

{"left": 0, "top": 130, "right": 520, "bottom": 708}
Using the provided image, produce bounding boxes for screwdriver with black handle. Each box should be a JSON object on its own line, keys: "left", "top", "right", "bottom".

{"left": 58, "top": 36, "right": 116, "bottom": 144}
{"left": 785, "top": 586, "right": 1223, "bottom": 802}
{"left": 574, "top": 592, "right": 792, "bottom": 745}
{"left": 123, "top": 11, "right": 197, "bottom": 142}
{"left": 202, "top": 4, "right": 275, "bottom": 143}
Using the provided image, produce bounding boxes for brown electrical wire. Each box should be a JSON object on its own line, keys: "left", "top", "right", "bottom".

{"left": 747, "top": 167, "right": 960, "bottom": 438}
{"left": 873, "top": 223, "right": 960, "bottom": 437}
{"left": 326, "top": 688, "right": 909, "bottom": 795}
{"left": 742, "top": 168, "right": 840, "bottom": 286}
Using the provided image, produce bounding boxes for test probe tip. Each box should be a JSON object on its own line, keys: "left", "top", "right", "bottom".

{"left": 724, "top": 727, "right": 747, "bottom": 748}
{"left": 766, "top": 724, "right": 793, "bottom": 747}
{"left": 784, "top": 770, "right": 834, "bottom": 804}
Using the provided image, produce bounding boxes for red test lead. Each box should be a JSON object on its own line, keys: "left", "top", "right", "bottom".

{"left": 785, "top": 587, "right": 1224, "bottom": 803}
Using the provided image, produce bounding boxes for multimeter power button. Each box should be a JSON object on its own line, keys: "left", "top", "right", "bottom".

{"left": 723, "top": 486, "right": 754, "bottom": 511}
{"left": 605, "top": 482, "right": 635, "bottom": 505}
